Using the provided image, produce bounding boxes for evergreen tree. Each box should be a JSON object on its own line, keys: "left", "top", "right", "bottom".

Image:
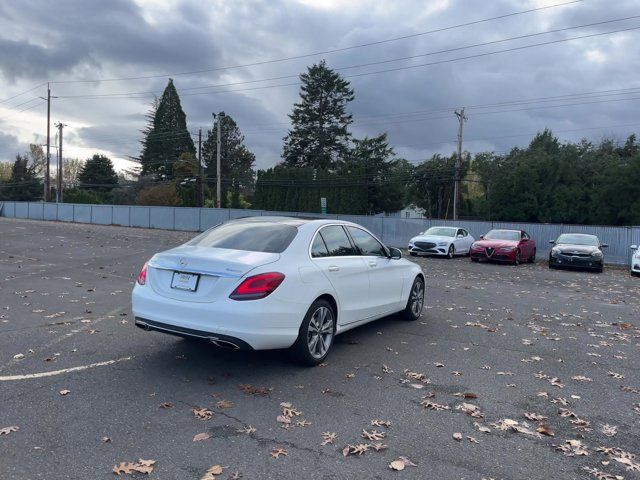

{"left": 282, "top": 60, "right": 354, "bottom": 169}
{"left": 2, "top": 154, "right": 41, "bottom": 201}
{"left": 78, "top": 154, "right": 118, "bottom": 191}
{"left": 139, "top": 79, "right": 195, "bottom": 177}
{"left": 342, "top": 134, "right": 406, "bottom": 214}
{"left": 202, "top": 113, "right": 255, "bottom": 208}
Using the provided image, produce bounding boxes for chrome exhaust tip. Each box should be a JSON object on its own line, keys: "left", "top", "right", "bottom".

{"left": 135, "top": 321, "right": 151, "bottom": 331}
{"left": 210, "top": 338, "right": 240, "bottom": 350}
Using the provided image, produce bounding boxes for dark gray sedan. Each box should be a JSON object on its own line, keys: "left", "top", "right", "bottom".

{"left": 548, "top": 233, "right": 608, "bottom": 272}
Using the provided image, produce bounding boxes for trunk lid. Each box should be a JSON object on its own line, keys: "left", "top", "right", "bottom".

{"left": 147, "top": 245, "right": 280, "bottom": 303}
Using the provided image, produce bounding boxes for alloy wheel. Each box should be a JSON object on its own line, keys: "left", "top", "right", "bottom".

{"left": 410, "top": 279, "right": 424, "bottom": 317}
{"left": 447, "top": 245, "right": 454, "bottom": 259}
{"left": 307, "top": 306, "right": 334, "bottom": 359}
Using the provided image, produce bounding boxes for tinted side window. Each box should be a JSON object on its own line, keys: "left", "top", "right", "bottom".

{"left": 347, "top": 227, "right": 386, "bottom": 257}
{"left": 522, "top": 231, "right": 530, "bottom": 240}
{"left": 311, "top": 234, "right": 329, "bottom": 258}
{"left": 318, "top": 226, "right": 356, "bottom": 257}
{"left": 456, "top": 229, "right": 465, "bottom": 237}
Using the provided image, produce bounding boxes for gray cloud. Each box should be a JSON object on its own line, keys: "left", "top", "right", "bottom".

{"left": 1, "top": 0, "right": 640, "bottom": 168}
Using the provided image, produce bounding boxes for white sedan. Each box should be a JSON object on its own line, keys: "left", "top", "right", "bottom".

{"left": 631, "top": 244, "right": 640, "bottom": 276}
{"left": 132, "top": 217, "right": 424, "bottom": 365}
{"left": 408, "top": 226, "right": 475, "bottom": 258}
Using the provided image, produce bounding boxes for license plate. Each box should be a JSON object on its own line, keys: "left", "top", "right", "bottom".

{"left": 171, "top": 272, "right": 199, "bottom": 291}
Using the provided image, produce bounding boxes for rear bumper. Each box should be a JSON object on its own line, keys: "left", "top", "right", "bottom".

{"left": 631, "top": 259, "right": 640, "bottom": 274}
{"left": 131, "top": 284, "right": 302, "bottom": 350}
{"left": 135, "top": 317, "right": 253, "bottom": 349}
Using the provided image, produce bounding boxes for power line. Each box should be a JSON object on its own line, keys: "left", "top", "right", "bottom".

{"left": 0, "top": 83, "right": 46, "bottom": 105}
{"left": 54, "top": 23, "right": 640, "bottom": 102}
{"left": 47, "top": 0, "right": 583, "bottom": 85}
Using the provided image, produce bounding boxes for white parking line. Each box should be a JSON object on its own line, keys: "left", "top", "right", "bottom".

{"left": 0, "top": 356, "right": 132, "bottom": 381}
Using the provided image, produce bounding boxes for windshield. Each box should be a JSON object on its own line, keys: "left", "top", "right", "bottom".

{"left": 556, "top": 234, "right": 598, "bottom": 246}
{"left": 187, "top": 221, "right": 297, "bottom": 253}
{"left": 424, "top": 227, "right": 457, "bottom": 237}
{"left": 484, "top": 230, "right": 520, "bottom": 241}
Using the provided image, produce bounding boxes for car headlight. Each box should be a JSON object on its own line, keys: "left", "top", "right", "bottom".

{"left": 551, "top": 247, "right": 561, "bottom": 255}
{"left": 591, "top": 251, "right": 603, "bottom": 258}
{"left": 471, "top": 242, "right": 479, "bottom": 249}
{"left": 437, "top": 241, "right": 448, "bottom": 246}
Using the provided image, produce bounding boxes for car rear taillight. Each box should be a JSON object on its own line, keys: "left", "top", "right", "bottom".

{"left": 229, "top": 272, "right": 285, "bottom": 301}
{"left": 137, "top": 263, "right": 148, "bottom": 285}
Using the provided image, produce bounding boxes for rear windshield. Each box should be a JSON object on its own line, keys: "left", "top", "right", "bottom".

{"left": 187, "top": 222, "right": 297, "bottom": 253}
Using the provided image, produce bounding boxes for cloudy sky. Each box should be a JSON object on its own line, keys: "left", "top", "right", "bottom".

{"left": 1, "top": 0, "right": 639, "bottom": 171}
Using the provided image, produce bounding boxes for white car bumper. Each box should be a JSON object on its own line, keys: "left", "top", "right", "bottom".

{"left": 632, "top": 257, "right": 640, "bottom": 275}
{"left": 132, "top": 284, "right": 302, "bottom": 350}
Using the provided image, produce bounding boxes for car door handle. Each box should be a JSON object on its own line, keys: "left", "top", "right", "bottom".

{"left": 328, "top": 265, "right": 340, "bottom": 272}
{"left": 368, "top": 260, "right": 377, "bottom": 267}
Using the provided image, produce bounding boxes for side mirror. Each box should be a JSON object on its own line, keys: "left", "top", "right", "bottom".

{"left": 456, "top": 234, "right": 464, "bottom": 239}
{"left": 521, "top": 238, "right": 528, "bottom": 242}
{"left": 632, "top": 245, "right": 639, "bottom": 250}
{"left": 389, "top": 247, "right": 402, "bottom": 260}
{"left": 601, "top": 243, "right": 609, "bottom": 248}
{"left": 549, "top": 240, "right": 556, "bottom": 244}
{"left": 479, "top": 235, "right": 484, "bottom": 240}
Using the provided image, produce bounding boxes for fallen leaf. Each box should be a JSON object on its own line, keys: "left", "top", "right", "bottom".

{"left": 192, "top": 407, "right": 214, "bottom": 420}
{"left": 270, "top": 447, "right": 288, "bottom": 459}
{"left": 453, "top": 432, "right": 462, "bottom": 441}
{"left": 0, "top": 426, "right": 19, "bottom": 436}
{"left": 193, "top": 432, "right": 211, "bottom": 442}
{"left": 200, "top": 464, "right": 224, "bottom": 480}
{"left": 59, "top": 389, "right": 70, "bottom": 396}
{"left": 321, "top": 432, "right": 337, "bottom": 446}
{"left": 237, "top": 425, "right": 256, "bottom": 435}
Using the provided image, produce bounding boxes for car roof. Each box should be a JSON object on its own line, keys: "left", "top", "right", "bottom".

{"left": 488, "top": 228, "right": 521, "bottom": 232}
{"left": 226, "top": 216, "right": 357, "bottom": 228}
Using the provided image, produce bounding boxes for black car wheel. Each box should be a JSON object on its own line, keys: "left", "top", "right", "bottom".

{"left": 527, "top": 249, "right": 536, "bottom": 263}
{"left": 290, "top": 299, "right": 336, "bottom": 366}
{"left": 447, "top": 245, "right": 455, "bottom": 259}
{"left": 402, "top": 276, "right": 425, "bottom": 321}
{"left": 513, "top": 250, "right": 521, "bottom": 266}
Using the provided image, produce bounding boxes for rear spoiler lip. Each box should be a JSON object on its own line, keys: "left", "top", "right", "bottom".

{"left": 147, "top": 260, "right": 243, "bottom": 278}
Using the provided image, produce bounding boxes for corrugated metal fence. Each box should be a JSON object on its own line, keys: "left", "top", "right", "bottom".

{"left": 1, "top": 201, "right": 638, "bottom": 265}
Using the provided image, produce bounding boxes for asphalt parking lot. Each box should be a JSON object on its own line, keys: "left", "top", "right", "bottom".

{"left": 1, "top": 217, "right": 639, "bottom": 480}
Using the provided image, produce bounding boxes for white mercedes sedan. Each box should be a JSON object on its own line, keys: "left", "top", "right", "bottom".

{"left": 132, "top": 217, "right": 424, "bottom": 365}
{"left": 408, "top": 226, "right": 475, "bottom": 258}
{"left": 631, "top": 244, "right": 640, "bottom": 277}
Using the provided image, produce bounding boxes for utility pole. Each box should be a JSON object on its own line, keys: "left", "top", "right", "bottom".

{"left": 55, "top": 122, "right": 66, "bottom": 203}
{"left": 198, "top": 128, "right": 203, "bottom": 207}
{"left": 453, "top": 108, "right": 467, "bottom": 221}
{"left": 215, "top": 112, "right": 225, "bottom": 208}
{"left": 39, "top": 84, "right": 57, "bottom": 201}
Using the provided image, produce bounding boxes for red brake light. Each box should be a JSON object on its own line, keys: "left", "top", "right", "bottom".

{"left": 137, "top": 263, "right": 148, "bottom": 285}
{"left": 230, "top": 272, "right": 285, "bottom": 301}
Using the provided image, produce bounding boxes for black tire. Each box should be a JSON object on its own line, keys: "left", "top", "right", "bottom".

{"left": 290, "top": 299, "right": 336, "bottom": 366}
{"left": 527, "top": 249, "right": 536, "bottom": 263}
{"left": 402, "top": 276, "right": 425, "bottom": 321}
{"left": 595, "top": 264, "right": 604, "bottom": 273}
{"left": 410, "top": 252, "right": 417, "bottom": 257}
{"left": 446, "top": 244, "right": 455, "bottom": 259}
{"left": 471, "top": 257, "right": 479, "bottom": 263}
{"left": 513, "top": 250, "right": 521, "bottom": 266}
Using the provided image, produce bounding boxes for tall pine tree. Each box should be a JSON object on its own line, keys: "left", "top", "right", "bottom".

{"left": 139, "top": 79, "right": 195, "bottom": 177}
{"left": 202, "top": 113, "right": 255, "bottom": 208}
{"left": 2, "top": 154, "right": 41, "bottom": 201}
{"left": 282, "top": 60, "right": 354, "bottom": 170}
